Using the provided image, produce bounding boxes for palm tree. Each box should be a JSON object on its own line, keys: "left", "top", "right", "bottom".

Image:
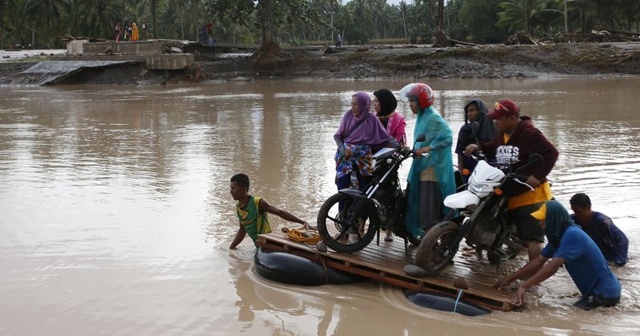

{"left": 497, "top": 0, "right": 530, "bottom": 34}
{"left": 1, "top": 0, "right": 19, "bottom": 48}
{"left": 498, "top": 0, "right": 564, "bottom": 36}
{"left": 24, "top": 0, "right": 68, "bottom": 47}
{"left": 69, "top": 0, "right": 119, "bottom": 39}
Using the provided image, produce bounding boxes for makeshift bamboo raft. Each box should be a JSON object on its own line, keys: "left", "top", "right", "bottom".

{"left": 256, "top": 230, "right": 519, "bottom": 312}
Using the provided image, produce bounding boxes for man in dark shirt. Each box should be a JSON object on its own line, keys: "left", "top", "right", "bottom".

{"left": 465, "top": 99, "right": 558, "bottom": 261}
{"left": 570, "top": 193, "right": 628, "bottom": 266}
{"left": 454, "top": 99, "right": 496, "bottom": 184}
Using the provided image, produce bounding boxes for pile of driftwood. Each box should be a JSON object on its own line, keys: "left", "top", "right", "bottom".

{"left": 432, "top": 29, "right": 477, "bottom": 47}
{"left": 505, "top": 31, "right": 543, "bottom": 45}
{"left": 432, "top": 28, "right": 639, "bottom": 47}
{"left": 559, "top": 29, "right": 639, "bottom": 43}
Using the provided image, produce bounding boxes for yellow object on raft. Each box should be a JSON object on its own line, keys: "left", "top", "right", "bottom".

{"left": 282, "top": 226, "right": 321, "bottom": 245}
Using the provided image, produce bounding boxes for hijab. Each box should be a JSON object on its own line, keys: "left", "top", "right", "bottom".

{"left": 373, "top": 89, "right": 398, "bottom": 128}
{"left": 460, "top": 98, "right": 496, "bottom": 144}
{"left": 334, "top": 92, "right": 393, "bottom": 147}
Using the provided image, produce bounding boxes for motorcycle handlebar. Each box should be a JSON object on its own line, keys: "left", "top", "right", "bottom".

{"left": 398, "top": 147, "right": 413, "bottom": 157}
{"left": 507, "top": 173, "right": 535, "bottom": 190}
{"left": 470, "top": 150, "right": 485, "bottom": 161}
{"left": 510, "top": 173, "right": 528, "bottom": 182}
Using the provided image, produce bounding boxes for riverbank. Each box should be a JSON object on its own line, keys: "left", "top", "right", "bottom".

{"left": 277, "top": 41, "right": 640, "bottom": 80}
{"left": 1, "top": 42, "right": 640, "bottom": 84}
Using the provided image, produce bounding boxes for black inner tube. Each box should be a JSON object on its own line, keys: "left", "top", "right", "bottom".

{"left": 405, "top": 290, "right": 491, "bottom": 316}
{"left": 254, "top": 248, "right": 366, "bottom": 286}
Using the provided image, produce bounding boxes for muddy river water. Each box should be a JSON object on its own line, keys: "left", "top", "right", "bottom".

{"left": 1, "top": 78, "right": 639, "bottom": 335}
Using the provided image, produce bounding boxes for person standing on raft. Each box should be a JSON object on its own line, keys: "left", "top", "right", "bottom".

{"left": 229, "top": 173, "right": 310, "bottom": 249}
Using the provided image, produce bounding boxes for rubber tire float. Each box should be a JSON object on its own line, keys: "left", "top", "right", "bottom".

{"left": 254, "top": 248, "right": 366, "bottom": 286}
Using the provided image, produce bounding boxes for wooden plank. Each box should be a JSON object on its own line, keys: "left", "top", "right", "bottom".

{"left": 256, "top": 232, "right": 515, "bottom": 311}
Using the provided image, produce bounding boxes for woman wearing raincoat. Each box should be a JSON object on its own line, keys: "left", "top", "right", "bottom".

{"left": 400, "top": 83, "right": 456, "bottom": 238}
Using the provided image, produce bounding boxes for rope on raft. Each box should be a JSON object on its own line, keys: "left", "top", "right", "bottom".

{"left": 281, "top": 226, "right": 321, "bottom": 245}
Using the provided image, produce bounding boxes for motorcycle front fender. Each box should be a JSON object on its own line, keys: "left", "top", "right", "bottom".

{"left": 338, "top": 188, "right": 369, "bottom": 201}
{"left": 443, "top": 190, "right": 480, "bottom": 209}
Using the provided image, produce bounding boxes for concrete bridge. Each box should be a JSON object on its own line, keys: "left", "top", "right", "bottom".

{"left": 68, "top": 40, "right": 197, "bottom": 70}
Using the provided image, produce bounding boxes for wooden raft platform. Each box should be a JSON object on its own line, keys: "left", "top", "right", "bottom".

{"left": 256, "top": 231, "right": 517, "bottom": 312}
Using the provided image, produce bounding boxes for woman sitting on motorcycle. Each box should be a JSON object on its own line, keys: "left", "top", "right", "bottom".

{"left": 334, "top": 92, "right": 399, "bottom": 193}
{"left": 400, "top": 83, "right": 456, "bottom": 238}
{"left": 373, "top": 88, "right": 407, "bottom": 241}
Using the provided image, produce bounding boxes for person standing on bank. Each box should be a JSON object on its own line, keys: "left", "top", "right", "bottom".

{"left": 465, "top": 99, "right": 558, "bottom": 262}
{"left": 400, "top": 83, "right": 456, "bottom": 238}
{"left": 141, "top": 22, "right": 147, "bottom": 39}
{"left": 373, "top": 88, "right": 406, "bottom": 241}
{"left": 495, "top": 200, "right": 621, "bottom": 310}
{"left": 229, "top": 173, "right": 309, "bottom": 249}
{"left": 454, "top": 99, "right": 496, "bottom": 184}
{"left": 131, "top": 22, "right": 139, "bottom": 41}
{"left": 570, "top": 193, "right": 629, "bottom": 266}
{"left": 114, "top": 22, "right": 122, "bottom": 41}
{"left": 126, "top": 23, "right": 132, "bottom": 41}
{"left": 336, "top": 33, "right": 342, "bottom": 47}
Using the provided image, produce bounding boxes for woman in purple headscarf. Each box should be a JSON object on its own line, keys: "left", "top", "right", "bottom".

{"left": 334, "top": 92, "right": 399, "bottom": 191}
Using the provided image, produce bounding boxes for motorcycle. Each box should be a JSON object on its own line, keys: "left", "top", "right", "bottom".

{"left": 412, "top": 152, "right": 544, "bottom": 275}
{"left": 316, "top": 135, "right": 427, "bottom": 253}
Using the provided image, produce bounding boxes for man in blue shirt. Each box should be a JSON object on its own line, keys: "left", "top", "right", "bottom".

{"left": 495, "top": 200, "right": 621, "bottom": 310}
{"left": 570, "top": 193, "right": 628, "bottom": 266}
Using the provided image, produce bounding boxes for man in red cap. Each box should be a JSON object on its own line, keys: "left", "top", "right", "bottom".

{"left": 465, "top": 99, "right": 558, "bottom": 261}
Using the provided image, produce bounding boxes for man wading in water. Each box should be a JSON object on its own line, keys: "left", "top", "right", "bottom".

{"left": 229, "top": 173, "right": 310, "bottom": 249}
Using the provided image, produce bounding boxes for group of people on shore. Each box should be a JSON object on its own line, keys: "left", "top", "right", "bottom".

{"left": 227, "top": 82, "right": 629, "bottom": 311}
{"left": 114, "top": 22, "right": 146, "bottom": 42}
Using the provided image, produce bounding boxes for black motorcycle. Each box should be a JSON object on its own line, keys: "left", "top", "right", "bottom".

{"left": 316, "top": 135, "right": 426, "bottom": 253}
{"left": 412, "top": 153, "right": 544, "bottom": 275}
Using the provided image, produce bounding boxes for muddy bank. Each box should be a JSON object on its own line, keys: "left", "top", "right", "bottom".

{"left": 275, "top": 42, "right": 640, "bottom": 80}
{"left": 1, "top": 42, "right": 639, "bottom": 84}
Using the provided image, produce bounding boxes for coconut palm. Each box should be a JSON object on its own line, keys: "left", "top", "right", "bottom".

{"left": 24, "top": 0, "right": 68, "bottom": 47}
{"left": 69, "top": 0, "right": 120, "bottom": 39}
{"left": 1, "top": 0, "right": 19, "bottom": 48}
{"left": 498, "top": 0, "right": 563, "bottom": 35}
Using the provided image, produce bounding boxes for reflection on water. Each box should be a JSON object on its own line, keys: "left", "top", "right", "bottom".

{"left": 1, "top": 78, "right": 639, "bottom": 335}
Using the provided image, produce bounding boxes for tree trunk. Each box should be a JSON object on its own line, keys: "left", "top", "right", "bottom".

{"left": 0, "top": 1, "right": 4, "bottom": 49}
{"left": 257, "top": 0, "right": 280, "bottom": 54}
{"left": 524, "top": 0, "right": 531, "bottom": 34}
{"left": 437, "top": 0, "right": 444, "bottom": 30}
{"left": 151, "top": 0, "right": 157, "bottom": 38}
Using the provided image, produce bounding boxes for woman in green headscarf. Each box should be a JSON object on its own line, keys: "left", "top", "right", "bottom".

{"left": 400, "top": 83, "right": 456, "bottom": 238}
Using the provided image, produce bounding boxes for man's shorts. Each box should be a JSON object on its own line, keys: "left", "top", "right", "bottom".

{"left": 508, "top": 202, "right": 545, "bottom": 243}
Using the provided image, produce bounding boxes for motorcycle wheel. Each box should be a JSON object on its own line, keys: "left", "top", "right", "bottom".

{"left": 414, "top": 221, "right": 459, "bottom": 275}
{"left": 317, "top": 193, "right": 379, "bottom": 253}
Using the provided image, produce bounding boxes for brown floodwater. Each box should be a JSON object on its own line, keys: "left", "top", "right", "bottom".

{"left": 1, "top": 78, "right": 639, "bottom": 335}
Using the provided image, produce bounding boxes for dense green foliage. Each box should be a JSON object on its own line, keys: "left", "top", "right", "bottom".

{"left": 0, "top": 0, "right": 638, "bottom": 49}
